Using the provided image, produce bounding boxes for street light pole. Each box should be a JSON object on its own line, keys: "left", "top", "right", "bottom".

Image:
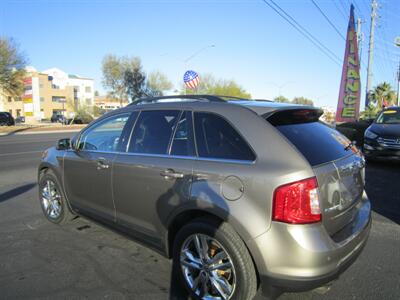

{"left": 184, "top": 44, "right": 216, "bottom": 66}
{"left": 265, "top": 81, "right": 294, "bottom": 98}
{"left": 183, "top": 44, "right": 215, "bottom": 95}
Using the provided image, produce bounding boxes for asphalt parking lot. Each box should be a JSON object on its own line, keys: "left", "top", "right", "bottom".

{"left": 0, "top": 132, "right": 399, "bottom": 300}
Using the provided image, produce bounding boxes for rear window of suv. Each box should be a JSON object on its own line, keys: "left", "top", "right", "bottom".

{"left": 268, "top": 110, "right": 355, "bottom": 166}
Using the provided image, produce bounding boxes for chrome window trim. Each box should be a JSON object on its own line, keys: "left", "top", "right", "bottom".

{"left": 116, "top": 151, "right": 255, "bottom": 165}
{"left": 69, "top": 149, "right": 254, "bottom": 165}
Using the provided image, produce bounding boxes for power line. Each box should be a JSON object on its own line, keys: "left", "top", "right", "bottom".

{"left": 310, "top": 0, "right": 345, "bottom": 41}
{"left": 333, "top": 0, "right": 348, "bottom": 21}
{"left": 361, "top": 0, "right": 371, "bottom": 15}
{"left": 260, "top": 0, "right": 342, "bottom": 66}
{"left": 353, "top": 1, "right": 365, "bottom": 20}
{"left": 339, "top": 0, "right": 349, "bottom": 17}
{"left": 377, "top": 2, "right": 397, "bottom": 84}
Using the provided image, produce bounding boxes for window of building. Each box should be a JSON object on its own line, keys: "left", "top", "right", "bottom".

{"left": 86, "top": 98, "right": 91, "bottom": 105}
{"left": 194, "top": 112, "right": 256, "bottom": 161}
{"left": 7, "top": 96, "right": 12, "bottom": 102}
{"left": 16, "top": 109, "right": 21, "bottom": 117}
{"left": 128, "top": 110, "right": 180, "bottom": 155}
{"left": 40, "top": 97, "right": 45, "bottom": 102}
{"left": 77, "top": 113, "right": 130, "bottom": 152}
{"left": 52, "top": 96, "right": 66, "bottom": 103}
{"left": 15, "top": 97, "right": 22, "bottom": 102}
{"left": 85, "top": 86, "right": 91, "bottom": 93}
{"left": 52, "top": 84, "right": 60, "bottom": 89}
{"left": 39, "top": 83, "right": 44, "bottom": 88}
{"left": 170, "top": 111, "right": 195, "bottom": 156}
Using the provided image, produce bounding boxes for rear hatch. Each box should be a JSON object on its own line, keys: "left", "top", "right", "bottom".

{"left": 267, "top": 109, "right": 365, "bottom": 237}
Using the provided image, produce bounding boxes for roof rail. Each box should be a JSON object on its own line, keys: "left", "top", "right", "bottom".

{"left": 128, "top": 94, "right": 227, "bottom": 106}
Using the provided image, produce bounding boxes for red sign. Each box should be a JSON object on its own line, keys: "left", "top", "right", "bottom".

{"left": 23, "top": 77, "right": 32, "bottom": 85}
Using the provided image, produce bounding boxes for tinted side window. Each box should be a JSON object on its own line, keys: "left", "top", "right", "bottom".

{"left": 128, "top": 110, "right": 180, "bottom": 154}
{"left": 275, "top": 122, "right": 355, "bottom": 166}
{"left": 170, "top": 111, "right": 195, "bottom": 156}
{"left": 194, "top": 112, "right": 256, "bottom": 161}
{"left": 78, "top": 113, "right": 130, "bottom": 152}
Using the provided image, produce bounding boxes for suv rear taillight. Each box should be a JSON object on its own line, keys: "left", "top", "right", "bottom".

{"left": 273, "top": 177, "right": 321, "bottom": 224}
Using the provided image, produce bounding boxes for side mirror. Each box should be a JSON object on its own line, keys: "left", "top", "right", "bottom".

{"left": 56, "top": 138, "right": 71, "bottom": 150}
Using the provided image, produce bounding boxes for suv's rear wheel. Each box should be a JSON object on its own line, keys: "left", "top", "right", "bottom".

{"left": 39, "top": 169, "right": 74, "bottom": 224}
{"left": 173, "top": 218, "right": 257, "bottom": 300}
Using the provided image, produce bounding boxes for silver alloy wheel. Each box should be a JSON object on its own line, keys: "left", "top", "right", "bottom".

{"left": 41, "top": 179, "right": 62, "bottom": 219}
{"left": 180, "top": 234, "right": 236, "bottom": 300}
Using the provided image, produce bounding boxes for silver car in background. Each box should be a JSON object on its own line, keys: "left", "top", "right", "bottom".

{"left": 38, "top": 95, "right": 371, "bottom": 299}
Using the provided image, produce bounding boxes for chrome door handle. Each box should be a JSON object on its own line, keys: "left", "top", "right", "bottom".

{"left": 96, "top": 158, "right": 109, "bottom": 170}
{"left": 160, "top": 169, "right": 184, "bottom": 179}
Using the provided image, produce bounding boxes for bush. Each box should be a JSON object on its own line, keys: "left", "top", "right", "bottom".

{"left": 69, "top": 106, "right": 94, "bottom": 124}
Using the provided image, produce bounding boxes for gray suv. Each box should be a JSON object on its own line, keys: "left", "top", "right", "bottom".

{"left": 38, "top": 95, "right": 371, "bottom": 299}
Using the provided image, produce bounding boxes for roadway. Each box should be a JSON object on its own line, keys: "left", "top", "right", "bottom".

{"left": 0, "top": 132, "right": 399, "bottom": 299}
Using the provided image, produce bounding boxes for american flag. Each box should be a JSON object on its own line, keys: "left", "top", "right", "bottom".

{"left": 183, "top": 70, "right": 200, "bottom": 89}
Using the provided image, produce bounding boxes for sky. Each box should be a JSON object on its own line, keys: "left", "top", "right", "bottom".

{"left": 1, "top": 0, "right": 399, "bottom": 109}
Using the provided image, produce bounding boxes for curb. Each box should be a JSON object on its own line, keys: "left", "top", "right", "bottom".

{"left": 0, "top": 129, "right": 81, "bottom": 136}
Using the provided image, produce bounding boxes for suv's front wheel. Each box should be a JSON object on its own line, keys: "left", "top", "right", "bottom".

{"left": 39, "top": 169, "right": 74, "bottom": 224}
{"left": 173, "top": 218, "right": 257, "bottom": 300}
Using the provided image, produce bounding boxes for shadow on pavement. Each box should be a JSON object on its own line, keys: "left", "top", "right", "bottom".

{"left": 365, "top": 160, "right": 400, "bottom": 225}
{"left": 0, "top": 183, "right": 36, "bottom": 203}
{"left": 3, "top": 126, "right": 38, "bottom": 136}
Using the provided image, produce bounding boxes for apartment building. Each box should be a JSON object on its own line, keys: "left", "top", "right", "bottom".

{"left": 2, "top": 67, "right": 94, "bottom": 123}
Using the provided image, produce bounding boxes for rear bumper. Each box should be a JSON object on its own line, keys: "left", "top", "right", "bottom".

{"left": 247, "top": 196, "right": 371, "bottom": 294}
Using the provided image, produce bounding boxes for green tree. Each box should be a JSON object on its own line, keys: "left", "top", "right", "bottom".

{"left": 102, "top": 55, "right": 173, "bottom": 102}
{"left": 123, "top": 57, "right": 147, "bottom": 101}
{"left": 360, "top": 105, "right": 379, "bottom": 120}
{"left": 273, "top": 95, "right": 290, "bottom": 103}
{"left": 292, "top": 96, "right": 314, "bottom": 106}
{"left": 0, "top": 37, "right": 27, "bottom": 96}
{"left": 184, "top": 73, "right": 251, "bottom": 98}
{"left": 102, "top": 54, "right": 127, "bottom": 105}
{"left": 147, "top": 71, "right": 173, "bottom": 96}
{"left": 368, "top": 82, "right": 396, "bottom": 108}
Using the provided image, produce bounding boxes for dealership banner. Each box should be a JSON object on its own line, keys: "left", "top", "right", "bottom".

{"left": 335, "top": 5, "right": 361, "bottom": 123}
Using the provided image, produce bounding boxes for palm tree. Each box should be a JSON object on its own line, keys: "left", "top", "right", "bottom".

{"left": 368, "top": 82, "right": 396, "bottom": 108}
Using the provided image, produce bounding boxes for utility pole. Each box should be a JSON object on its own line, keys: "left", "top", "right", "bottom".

{"left": 365, "top": 0, "right": 379, "bottom": 107}
{"left": 396, "top": 62, "right": 400, "bottom": 106}
{"left": 396, "top": 37, "right": 400, "bottom": 106}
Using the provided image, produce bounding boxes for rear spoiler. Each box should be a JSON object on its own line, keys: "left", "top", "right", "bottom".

{"left": 264, "top": 108, "right": 324, "bottom": 126}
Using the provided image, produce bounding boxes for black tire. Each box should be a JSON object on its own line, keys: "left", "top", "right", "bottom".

{"left": 38, "top": 169, "right": 75, "bottom": 225}
{"left": 173, "top": 217, "right": 258, "bottom": 300}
